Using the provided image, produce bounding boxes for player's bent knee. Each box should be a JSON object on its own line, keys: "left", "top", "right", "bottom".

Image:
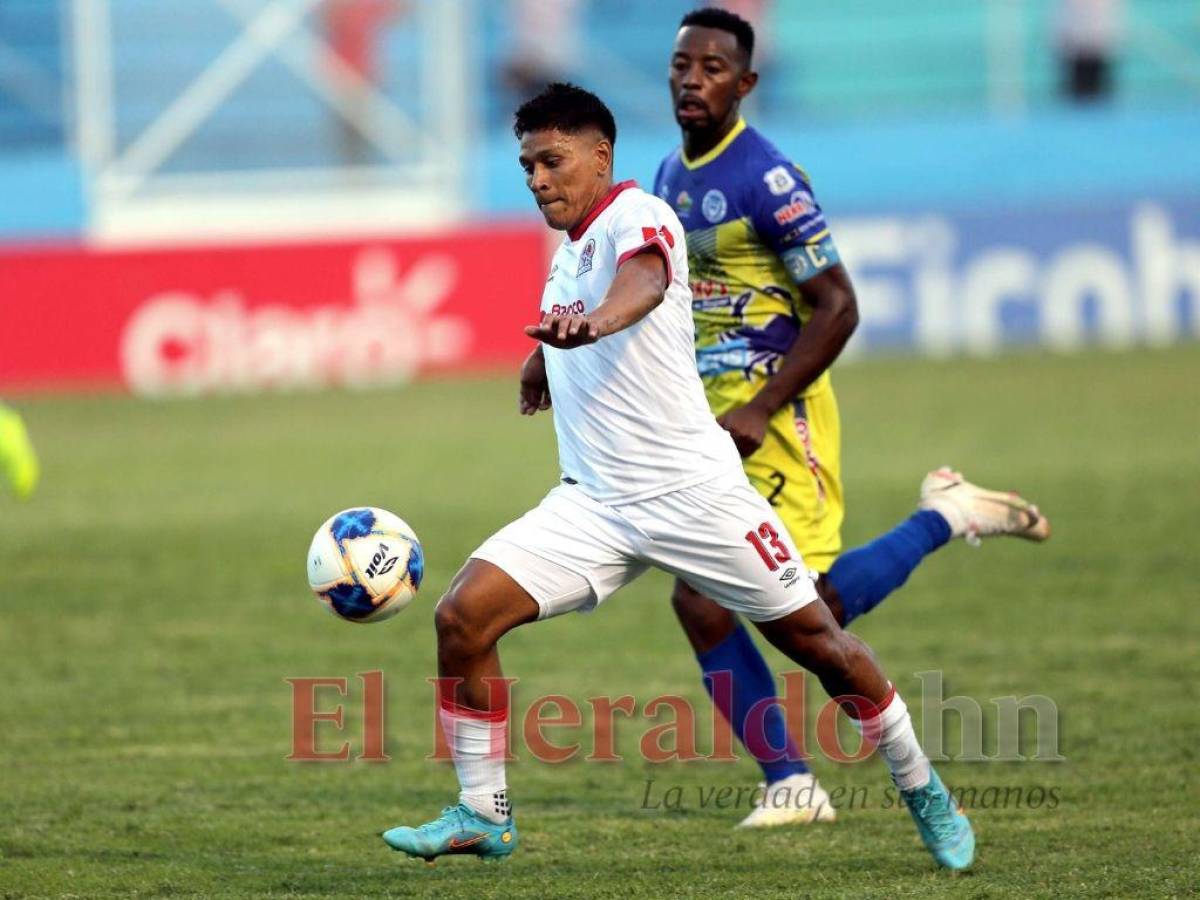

{"left": 434, "top": 582, "right": 498, "bottom": 656}
{"left": 433, "top": 591, "right": 475, "bottom": 649}
{"left": 434, "top": 565, "right": 539, "bottom": 656}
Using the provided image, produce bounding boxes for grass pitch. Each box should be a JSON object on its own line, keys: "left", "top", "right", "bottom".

{"left": 1, "top": 347, "right": 1197, "bottom": 898}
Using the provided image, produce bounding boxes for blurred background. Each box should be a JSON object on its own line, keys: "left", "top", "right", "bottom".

{"left": 0, "top": 0, "right": 1197, "bottom": 391}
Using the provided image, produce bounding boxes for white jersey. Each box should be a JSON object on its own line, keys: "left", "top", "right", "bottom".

{"left": 540, "top": 181, "right": 742, "bottom": 504}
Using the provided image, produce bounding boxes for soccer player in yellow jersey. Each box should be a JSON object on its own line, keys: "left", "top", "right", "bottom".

{"left": 656, "top": 8, "right": 1050, "bottom": 827}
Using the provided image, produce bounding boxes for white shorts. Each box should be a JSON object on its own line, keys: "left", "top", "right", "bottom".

{"left": 470, "top": 469, "right": 819, "bottom": 623}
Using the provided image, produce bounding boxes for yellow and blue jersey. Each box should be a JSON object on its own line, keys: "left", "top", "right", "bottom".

{"left": 653, "top": 117, "right": 841, "bottom": 411}
{"left": 654, "top": 119, "right": 846, "bottom": 571}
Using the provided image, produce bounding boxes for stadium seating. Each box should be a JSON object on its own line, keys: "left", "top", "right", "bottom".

{"left": 0, "top": 0, "right": 1197, "bottom": 225}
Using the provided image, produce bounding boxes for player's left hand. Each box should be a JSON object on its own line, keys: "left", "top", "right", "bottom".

{"left": 525, "top": 313, "right": 600, "bottom": 349}
{"left": 717, "top": 402, "right": 771, "bottom": 458}
{"left": 518, "top": 348, "right": 552, "bottom": 415}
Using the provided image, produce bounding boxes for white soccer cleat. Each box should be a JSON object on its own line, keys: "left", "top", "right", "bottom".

{"left": 736, "top": 773, "right": 837, "bottom": 828}
{"left": 919, "top": 467, "right": 1051, "bottom": 547}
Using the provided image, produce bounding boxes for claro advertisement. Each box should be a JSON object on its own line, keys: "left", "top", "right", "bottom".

{"left": 1, "top": 199, "right": 1196, "bottom": 395}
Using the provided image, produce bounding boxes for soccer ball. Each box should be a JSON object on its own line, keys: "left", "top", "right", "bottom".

{"left": 306, "top": 507, "right": 424, "bottom": 623}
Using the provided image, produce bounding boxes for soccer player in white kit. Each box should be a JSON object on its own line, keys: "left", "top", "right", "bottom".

{"left": 381, "top": 83, "right": 975, "bottom": 870}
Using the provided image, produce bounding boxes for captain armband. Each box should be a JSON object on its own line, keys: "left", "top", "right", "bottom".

{"left": 780, "top": 235, "right": 841, "bottom": 284}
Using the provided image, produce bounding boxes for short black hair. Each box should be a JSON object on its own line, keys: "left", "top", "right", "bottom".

{"left": 679, "top": 6, "right": 755, "bottom": 63}
{"left": 512, "top": 82, "right": 617, "bottom": 146}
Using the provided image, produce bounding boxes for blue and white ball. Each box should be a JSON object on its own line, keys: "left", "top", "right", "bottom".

{"left": 307, "top": 507, "right": 424, "bottom": 623}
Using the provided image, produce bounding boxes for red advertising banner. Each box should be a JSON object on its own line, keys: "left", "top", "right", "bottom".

{"left": 0, "top": 224, "right": 547, "bottom": 395}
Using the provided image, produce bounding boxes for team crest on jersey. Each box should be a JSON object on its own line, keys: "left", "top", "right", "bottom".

{"left": 773, "top": 190, "right": 814, "bottom": 226}
{"left": 763, "top": 165, "right": 797, "bottom": 195}
{"left": 576, "top": 238, "right": 596, "bottom": 277}
{"left": 702, "top": 189, "right": 727, "bottom": 223}
{"left": 675, "top": 190, "right": 694, "bottom": 217}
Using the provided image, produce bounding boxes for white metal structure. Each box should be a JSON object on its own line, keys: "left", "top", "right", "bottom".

{"left": 69, "top": 0, "right": 472, "bottom": 244}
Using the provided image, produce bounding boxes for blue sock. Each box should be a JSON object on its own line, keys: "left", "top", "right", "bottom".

{"left": 698, "top": 623, "right": 808, "bottom": 783}
{"left": 826, "top": 510, "right": 951, "bottom": 626}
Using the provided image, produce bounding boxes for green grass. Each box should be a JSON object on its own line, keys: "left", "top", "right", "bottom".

{"left": 1, "top": 347, "right": 1198, "bottom": 898}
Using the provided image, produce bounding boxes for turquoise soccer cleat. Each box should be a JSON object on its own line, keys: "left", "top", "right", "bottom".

{"left": 899, "top": 768, "right": 975, "bottom": 871}
{"left": 382, "top": 804, "right": 518, "bottom": 864}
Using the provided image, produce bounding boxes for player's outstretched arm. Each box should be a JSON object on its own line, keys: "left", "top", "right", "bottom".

{"left": 518, "top": 345, "right": 552, "bottom": 415}
{"left": 718, "top": 264, "right": 859, "bottom": 457}
{"left": 525, "top": 252, "right": 668, "bottom": 350}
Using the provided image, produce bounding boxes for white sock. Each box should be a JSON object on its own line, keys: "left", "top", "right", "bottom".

{"left": 851, "top": 686, "right": 931, "bottom": 791}
{"left": 439, "top": 702, "right": 511, "bottom": 824}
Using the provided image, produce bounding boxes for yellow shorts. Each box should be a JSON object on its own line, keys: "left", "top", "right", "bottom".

{"left": 741, "top": 385, "right": 844, "bottom": 573}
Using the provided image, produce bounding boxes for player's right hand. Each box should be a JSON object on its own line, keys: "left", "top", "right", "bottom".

{"left": 717, "top": 402, "right": 770, "bottom": 458}
{"left": 519, "top": 347, "right": 552, "bottom": 415}
{"left": 524, "top": 312, "right": 601, "bottom": 349}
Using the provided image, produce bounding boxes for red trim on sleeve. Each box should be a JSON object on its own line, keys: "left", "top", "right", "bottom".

{"left": 440, "top": 699, "right": 508, "bottom": 722}
{"left": 568, "top": 179, "right": 638, "bottom": 241}
{"left": 616, "top": 236, "right": 673, "bottom": 284}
